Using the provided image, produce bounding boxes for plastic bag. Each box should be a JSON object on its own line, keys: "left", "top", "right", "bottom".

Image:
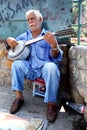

{"left": 0, "top": 112, "right": 44, "bottom": 130}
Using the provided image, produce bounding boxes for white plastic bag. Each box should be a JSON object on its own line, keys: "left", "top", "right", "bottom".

{"left": 0, "top": 112, "right": 44, "bottom": 130}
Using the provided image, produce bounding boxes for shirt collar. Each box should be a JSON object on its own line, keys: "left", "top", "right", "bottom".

{"left": 28, "top": 27, "right": 47, "bottom": 38}
{"left": 41, "top": 28, "right": 47, "bottom": 36}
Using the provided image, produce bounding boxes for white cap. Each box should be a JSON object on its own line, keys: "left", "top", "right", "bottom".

{"left": 66, "top": 102, "right": 69, "bottom": 105}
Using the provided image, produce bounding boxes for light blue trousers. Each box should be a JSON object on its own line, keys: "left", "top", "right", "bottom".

{"left": 11, "top": 60, "right": 60, "bottom": 103}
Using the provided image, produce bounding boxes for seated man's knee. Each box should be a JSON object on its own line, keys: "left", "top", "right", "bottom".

{"left": 44, "top": 62, "right": 58, "bottom": 72}
{"left": 12, "top": 60, "right": 22, "bottom": 70}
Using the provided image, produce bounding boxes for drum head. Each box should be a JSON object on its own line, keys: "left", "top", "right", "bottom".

{"left": 8, "top": 41, "right": 30, "bottom": 60}
{"left": 8, "top": 41, "right": 25, "bottom": 57}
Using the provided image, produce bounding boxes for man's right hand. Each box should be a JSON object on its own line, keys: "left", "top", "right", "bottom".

{"left": 6, "top": 37, "right": 18, "bottom": 49}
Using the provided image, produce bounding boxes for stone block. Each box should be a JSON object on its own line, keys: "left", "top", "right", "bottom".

{"left": 69, "top": 45, "right": 87, "bottom": 122}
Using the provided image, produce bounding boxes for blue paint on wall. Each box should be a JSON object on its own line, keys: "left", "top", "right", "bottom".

{"left": 0, "top": 0, "right": 72, "bottom": 39}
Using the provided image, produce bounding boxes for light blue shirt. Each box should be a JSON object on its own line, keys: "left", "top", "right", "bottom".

{"left": 16, "top": 28, "right": 63, "bottom": 72}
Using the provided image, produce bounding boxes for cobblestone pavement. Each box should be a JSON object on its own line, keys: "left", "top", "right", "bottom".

{"left": 0, "top": 86, "right": 82, "bottom": 130}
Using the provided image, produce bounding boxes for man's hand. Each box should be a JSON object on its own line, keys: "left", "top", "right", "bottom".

{"left": 43, "top": 32, "right": 58, "bottom": 49}
{"left": 6, "top": 37, "right": 18, "bottom": 49}
{"left": 43, "top": 32, "right": 60, "bottom": 58}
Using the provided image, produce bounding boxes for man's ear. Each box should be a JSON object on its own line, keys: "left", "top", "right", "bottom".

{"left": 39, "top": 17, "right": 43, "bottom": 24}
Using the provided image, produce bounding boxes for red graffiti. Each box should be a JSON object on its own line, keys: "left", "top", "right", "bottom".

{"left": 42, "top": 8, "right": 58, "bottom": 21}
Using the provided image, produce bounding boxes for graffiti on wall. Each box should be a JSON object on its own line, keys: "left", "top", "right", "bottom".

{"left": 0, "top": 0, "right": 72, "bottom": 39}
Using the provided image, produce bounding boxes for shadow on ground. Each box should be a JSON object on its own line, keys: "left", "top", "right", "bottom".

{"left": 59, "top": 98, "right": 87, "bottom": 130}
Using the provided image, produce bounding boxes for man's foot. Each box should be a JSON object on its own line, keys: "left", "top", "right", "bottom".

{"left": 10, "top": 98, "right": 24, "bottom": 114}
{"left": 46, "top": 103, "right": 57, "bottom": 123}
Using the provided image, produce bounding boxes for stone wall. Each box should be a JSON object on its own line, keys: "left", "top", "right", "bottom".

{"left": 69, "top": 45, "right": 87, "bottom": 103}
{"left": 0, "top": 42, "right": 12, "bottom": 87}
{"left": 69, "top": 45, "right": 87, "bottom": 121}
{"left": 0, "top": 41, "right": 30, "bottom": 87}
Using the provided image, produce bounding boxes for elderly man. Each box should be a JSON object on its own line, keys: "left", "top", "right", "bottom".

{"left": 6, "top": 9, "right": 63, "bottom": 122}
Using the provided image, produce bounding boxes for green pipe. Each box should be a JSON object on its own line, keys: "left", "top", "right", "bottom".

{"left": 77, "top": 0, "right": 82, "bottom": 45}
